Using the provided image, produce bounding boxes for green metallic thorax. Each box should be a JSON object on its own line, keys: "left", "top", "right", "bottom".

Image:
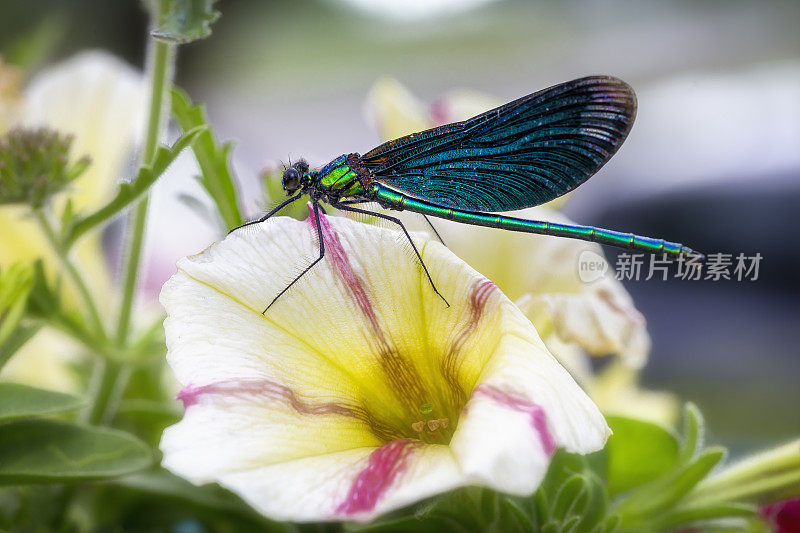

{"left": 314, "top": 155, "right": 364, "bottom": 197}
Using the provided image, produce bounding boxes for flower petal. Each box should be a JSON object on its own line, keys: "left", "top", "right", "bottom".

{"left": 450, "top": 316, "right": 609, "bottom": 494}
{"left": 588, "top": 361, "right": 679, "bottom": 427}
{"left": 215, "top": 439, "right": 460, "bottom": 522}
{"left": 402, "top": 206, "right": 651, "bottom": 367}
{"left": 516, "top": 278, "right": 650, "bottom": 369}
{"left": 160, "top": 210, "right": 608, "bottom": 522}
{"left": 364, "top": 77, "right": 430, "bottom": 142}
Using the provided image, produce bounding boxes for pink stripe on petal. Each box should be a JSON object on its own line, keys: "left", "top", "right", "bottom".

{"left": 473, "top": 384, "right": 556, "bottom": 456}
{"left": 306, "top": 205, "right": 384, "bottom": 341}
{"left": 441, "top": 279, "right": 498, "bottom": 403}
{"left": 176, "top": 378, "right": 357, "bottom": 418}
{"left": 336, "top": 439, "right": 415, "bottom": 515}
{"left": 470, "top": 279, "right": 496, "bottom": 317}
{"left": 306, "top": 207, "right": 429, "bottom": 411}
{"left": 176, "top": 384, "right": 204, "bottom": 408}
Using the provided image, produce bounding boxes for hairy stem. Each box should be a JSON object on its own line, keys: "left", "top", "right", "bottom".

{"left": 92, "top": 0, "right": 175, "bottom": 425}
{"left": 117, "top": 22, "right": 174, "bottom": 346}
{"left": 34, "top": 209, "right": 107, "bottom": 343}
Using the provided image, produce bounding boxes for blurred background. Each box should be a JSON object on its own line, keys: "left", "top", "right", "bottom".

{"left": 1, "top": 0, "right": 798, "bottom": 452}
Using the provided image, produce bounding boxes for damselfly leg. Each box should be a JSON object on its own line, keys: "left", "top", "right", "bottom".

{"left": 229, "top": 192, "right": 303, "bottom": 234}
{"left": 263, "top": 200, "right": 326, "bottom": 313}
{"left": 334, "top": 202, "right": 449, "bottom": 307}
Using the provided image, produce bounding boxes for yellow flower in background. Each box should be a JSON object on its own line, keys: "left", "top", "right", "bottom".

{"left": 588, "top": 360, "right": 679, "bottom": 426}
{"left": 160, "top": 209, "right": 608, "bottom": 522}
{"left": 0, "top": 51, "right": 146, "bottom": 390}
{"left": 364, "top": 78, "right": 678, "bottom": 427}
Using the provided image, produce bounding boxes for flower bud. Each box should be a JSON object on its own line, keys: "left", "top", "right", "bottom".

{"left": 0, "top": 127, "right": 90, "bottom": 208}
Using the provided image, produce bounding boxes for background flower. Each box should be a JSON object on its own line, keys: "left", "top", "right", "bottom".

{"left": 160, "top": 208, "right": 608, "bottom": 522}
{"left": 0, "top": 51, "right": 146, "bottom": 391}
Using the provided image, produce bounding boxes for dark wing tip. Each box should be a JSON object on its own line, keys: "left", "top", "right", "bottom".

{"left": 578, "top": 74, "right": 637, "bottom": 121}
{"left": 363, "top": 75, "right": 641, "bottom": 211}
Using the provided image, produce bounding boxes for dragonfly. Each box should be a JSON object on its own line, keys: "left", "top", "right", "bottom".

{"left": 235, "top": 76, "right": 702, "bottom": 312}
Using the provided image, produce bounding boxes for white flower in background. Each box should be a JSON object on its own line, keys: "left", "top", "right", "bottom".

{"left": 0, "top": 51, "right": 146, "bottom": 391}
{"left": 365, "top": 78, "right": 678, "bottom": 426}
{"left": 330, "top": 0, "right": 499, "bottom": 21}
{"left": 160, "top": 208, "right": 608, "bottom": 522}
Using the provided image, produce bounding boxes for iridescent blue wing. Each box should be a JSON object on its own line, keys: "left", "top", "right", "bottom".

{"left": 361, "top": 76, "right": 636, "bottom": 211}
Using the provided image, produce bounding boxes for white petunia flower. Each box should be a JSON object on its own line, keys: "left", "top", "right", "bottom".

{"left": 160, "top": 208, "right": 609, "bottom": 522}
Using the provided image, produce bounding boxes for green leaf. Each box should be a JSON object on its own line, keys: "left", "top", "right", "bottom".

{"left": 0, "top": 323, "right": 41, "bottom": 370}
{"left": 542, "top": 520, "right": 564, "bottom": 533}
{"left": 657, "top": 502, "right": 756, "bottom": 531}
{"left": 611, "top": 405, "right": 743, "bottom": 532}
{"left": 115, "top": 469, "right": 259, "bottom": 517}
{"left": 0, "top": 419, "right": 152, "bottom": 483}
{"left": 605, "top": 416, "right": 680, "bottom": 495}
{"left": 23, "top": 261, "right": 104, "bottom": 354}
{"left": 65, "top": 126, "right": 205, "bottom": 246}
{"left": 690, "top": 439, "right": 800, "bottom": 506}
{"left": 617, "top": 447, "right": 726, "bottom": 521}
{"left": 350, "top": 515, "right": 459, "bottom": 533}
{"left": 24, "top": 260, "right": 58, "bottom": 321}
{"left": 552, "top": 475, "right": 590, "bottom": 520}
{"left": 479, "top": 487, "right": 498, "bottom": 522}
{"left": 501, "top": 498, "right": 535, "bottom": 530}
{"left": 171, "top": 87, "right": 244, "bottom": 230}
{"left": 0, "top": 383, "right": 84, "bottom": 421}
{"left": 151, "top": 0, "right": 221, "bottom": 44}
{"left": 653, "top": 448, "right": 727, "bottom": 510}
{"left": 0, "top": 263, "right": 34, "bottom": 348}
{"left": 603, "top": 513, "right": 621, "bottom": 533}
{"left": 530, "top": 451, "right": 616, "bottom": 532}
{"left": 678, "top": 403, "right": 704, "bottom": 465}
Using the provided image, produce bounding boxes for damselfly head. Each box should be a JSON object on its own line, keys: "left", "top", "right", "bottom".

{"left": 282, "top": 159, "right": 310, "bottom": 195}
{"left": 294, "top": 159, "right": 309, "bottom": 174}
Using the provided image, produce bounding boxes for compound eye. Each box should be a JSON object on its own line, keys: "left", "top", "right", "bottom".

{"left": 282, "top": 167, "right": 300, "bottom": 191}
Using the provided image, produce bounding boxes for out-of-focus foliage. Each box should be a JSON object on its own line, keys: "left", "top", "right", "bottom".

{"left": 171, "top": 88, "right": 243, "bottom": 230}
{"left": 152, "top": 0, "right": 220, "bottom": 44}
{"left": 0, "top": 420, "right": 152, "bottom": 484}
{"left": 0, "top": 264, "right": 33, "bottom": 353}
{"left": 64, "top": 125, "right": 205, "bottom": 246}
{"left": 0, "top": 382, "right": 84, "bottom": 421}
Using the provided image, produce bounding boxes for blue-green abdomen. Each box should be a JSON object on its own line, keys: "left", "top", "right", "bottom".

{"left": 370, "top": 183, "right": 698, "bottom": 258}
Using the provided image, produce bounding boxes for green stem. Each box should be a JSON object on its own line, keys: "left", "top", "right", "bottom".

{"left": 91, "top": 0, "right": 174, "bottom": 425}
{"left": 86, "top": 358, "right": 132, "bottom": 424}
{"left": 691, "top": 440, "right": 800, "bottom": 505}
{"left": 117, "top": 28, "right": 174, "bottom": 346}
{"left": 34, "top": 209, "right": 107, "bottom": 342}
